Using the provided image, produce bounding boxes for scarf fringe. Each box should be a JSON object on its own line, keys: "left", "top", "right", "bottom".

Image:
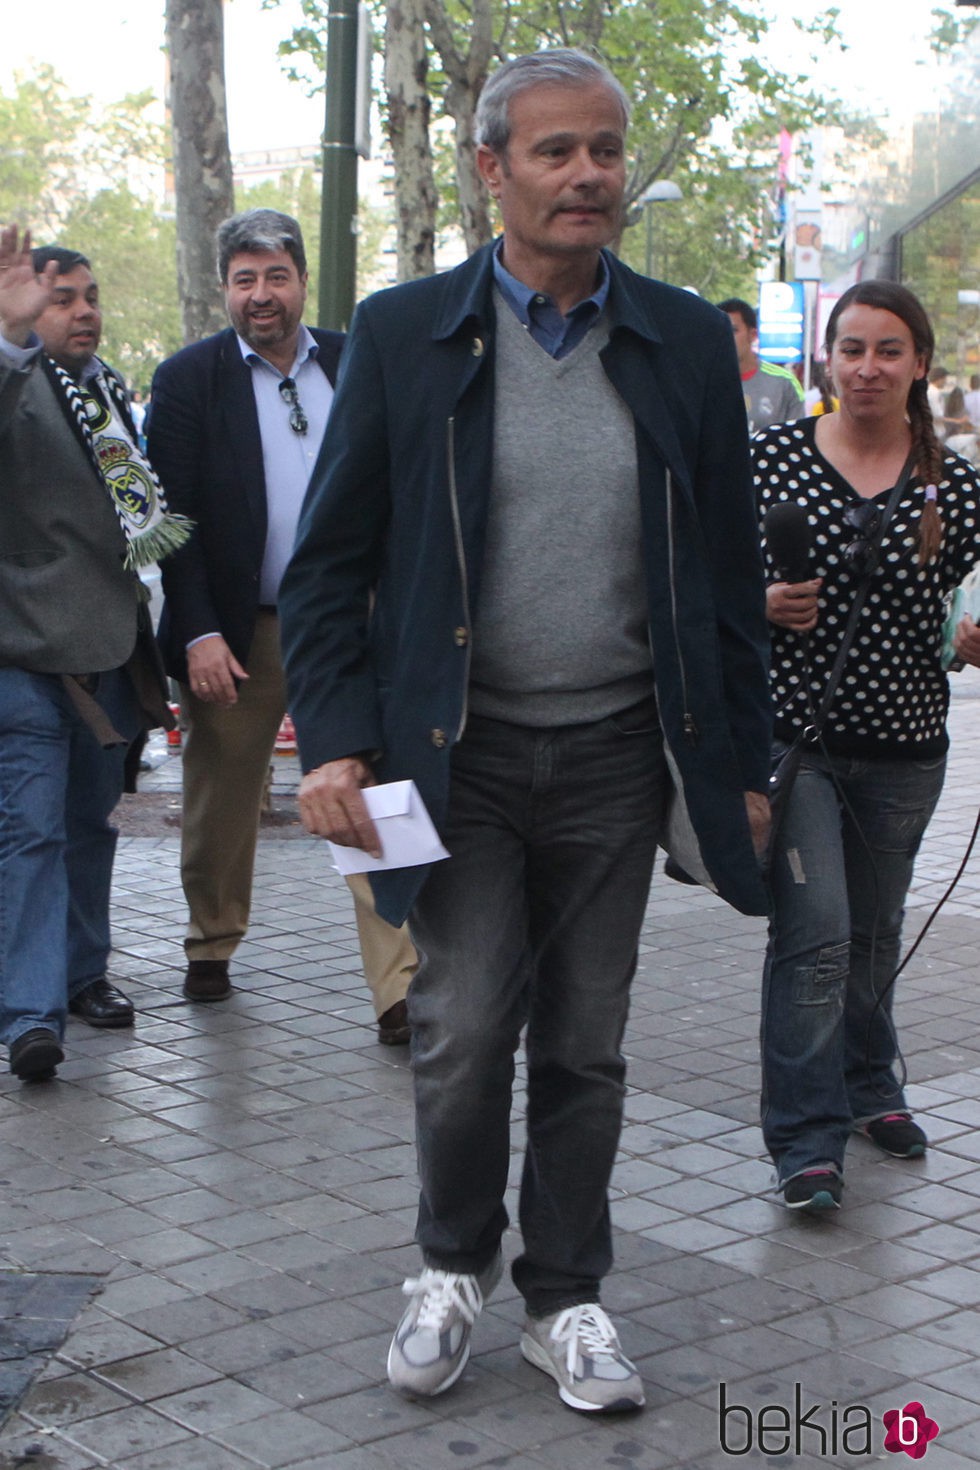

{"left": 123, "top": 514, "right": 194, "bottom": 571}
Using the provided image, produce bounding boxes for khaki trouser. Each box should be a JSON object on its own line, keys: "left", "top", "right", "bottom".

{"left": 179, "top": 611, "right": 416, "bottom": 1016}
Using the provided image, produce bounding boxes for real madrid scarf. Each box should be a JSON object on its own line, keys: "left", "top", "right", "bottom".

{"left": 40, "top": 354, "right": 192, "bottom": 570}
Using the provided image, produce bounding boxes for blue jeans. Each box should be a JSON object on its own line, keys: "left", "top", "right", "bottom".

{"left": 408, "top": 700, "right": 667, "bottom": 1317}
{"left": 0, "top": 667, "right": 140, "bottom": 1048}
{"left": 761, "top": 744, "right": 946, "bottom": 1182}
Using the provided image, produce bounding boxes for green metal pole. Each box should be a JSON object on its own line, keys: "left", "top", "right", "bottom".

{"left": 319, "top": 0, "right": 358, "bottom": 330}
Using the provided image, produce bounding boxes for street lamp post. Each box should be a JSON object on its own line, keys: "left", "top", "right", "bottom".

{"left": 641, "top": 180, "right": 683, "bottom": 279}
{"left": 319, "top": 0, "right": 359, "bottom": 331}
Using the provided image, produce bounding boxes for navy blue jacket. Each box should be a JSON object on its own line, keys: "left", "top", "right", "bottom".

{"left": 148, "top": 325, "right": 344, "bottom": 683}
{"left": 280, "top": 245, "right": 771, "bottom": 921}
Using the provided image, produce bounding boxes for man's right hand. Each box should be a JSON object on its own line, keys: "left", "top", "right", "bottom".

{"left": 298, "top": 756, "right": 381, "bottom": 857}
{"left": 0, "top": 225, "right": 58, "bottom": 346}
{"left": 186, "top": 635, "right": 248, "bottom": 708}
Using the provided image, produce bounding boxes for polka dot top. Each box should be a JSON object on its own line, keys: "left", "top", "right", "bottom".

{"left": 754, "top": 417, "right": 980, "bottom": 759}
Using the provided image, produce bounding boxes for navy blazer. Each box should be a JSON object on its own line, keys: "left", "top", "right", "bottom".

{"left": 148, "top": 325, "right": 344, "bottom": 683}
{"left": 280, "top": 245, "right": 772, "bottom": 921}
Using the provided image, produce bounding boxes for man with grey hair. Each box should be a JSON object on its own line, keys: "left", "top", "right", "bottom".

{"left": 281, "top": 51, "right": 771, "bottom": 1410}
{"left": 148, "top": 209, "right": 416, "bottom": 1034}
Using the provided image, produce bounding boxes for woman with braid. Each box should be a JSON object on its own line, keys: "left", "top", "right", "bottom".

{"left": 754, "top": 281, "right": 980, "bottom": 1212}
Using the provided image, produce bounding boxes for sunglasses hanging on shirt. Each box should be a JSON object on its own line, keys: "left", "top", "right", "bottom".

{"left": 278, "top": 377, "right": 308, "bottom": 435}
{"left": 842, "top": 501, "right": 883, "bottom": 575}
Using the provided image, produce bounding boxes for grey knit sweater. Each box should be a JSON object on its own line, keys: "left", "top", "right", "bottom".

{"left": 468, "top": 300, "right": 654, "bottom": 726}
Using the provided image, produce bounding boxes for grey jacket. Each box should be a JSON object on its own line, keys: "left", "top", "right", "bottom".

{"left": 0, "top": 347, "right": 139, "bottom": 676}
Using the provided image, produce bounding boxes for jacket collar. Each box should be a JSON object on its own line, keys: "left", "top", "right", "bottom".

{"left": 432, "top": 241, "right": 667, "bottom": 348}
{"left": 603, "top": 253, "right": 665, "bottom": 345}
{"left": 432, "top": 243, "right": 497, "bottom": 342}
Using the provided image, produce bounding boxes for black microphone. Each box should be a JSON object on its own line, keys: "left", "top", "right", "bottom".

{"left": 764, "top": 502, "right": 811, "bottom": 583}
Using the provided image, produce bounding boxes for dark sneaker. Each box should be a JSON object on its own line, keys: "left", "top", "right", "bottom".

{"left": 859, "top": 1113, "right": 927, "bottom": 1158}
{"left": 521, "top": 1303, "right": 644, "bottom": 1413}
{"left": 387, "top": 1251, "right": 503, "bottom": 1397}
{"left": 9, "top": 1028, "right": 64, "bottom": 1082}
{"left": 781, "top": 1168, "right": 843, "bottom": 1213}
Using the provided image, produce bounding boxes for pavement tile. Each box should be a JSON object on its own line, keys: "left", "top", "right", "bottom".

{"left": 212, "top": 1274, "right": 332, "bottom": 1319}
{"left": 847, "top": 1329, "right": 970, "bottom": 1379}
{"left": 769, "top": 1305, "right": 892, "bottom": 1350}
{"left": 215, "top": 1406, "right": 351, "bottom": 1463}
{"left": 843, "top": 1284, "right": 960, "bottom": 1330}
{"left": 284, "top": 1447, "right": 405, "bottom": 1470}
{"left": 929, "top": 1426, "right": 980, "bottom": 1465}
{"left": 124, "top": 1295, "right": 251, "bottom": 1346}
{"left": 152, "top": 1376, "right": 285, "bottom": 1433}
{"left": 63, "top": 1403, "right": 193, "bottom": 1459}
{"left": 531, "top": 1424, "right": 673, "bottom": 1470}
{"left": 705, "top": 1323, "right": 826, "bottom": 1375}
{"left": 304, "top": 1383, "right": 448, "bottom": 1444}
{"left": 17, "top": 1369, "right": 134, "bottom": 1427}
{"left": 5, "top": 693, "right": 980, "bottom": 1463}
{"left": 0, "top": 1420, "right": 102, "bottom": 1469}
{"left": 124, "top": 1441, "right": 263, "bottom": 1470}
{"left": 180, "top": 1322, "right": 305, "bottom": 1378}
{"left": 191, "top": 1212, "right": 297, "bottom": 1251}
{"left": 161, "top": 1250, "right": 270, "bottom": 1294}
{"left": 270, "top": 1297, "right": 393, "bottom": 1351}
{"left": 337, "top": 1417, "right": 527, "bottom": 1470}
{"left": 57, "top": 1316, "right": 166, "bottom": 1369}
{"left": 93, "top": 1273, "right": 190, "bottom": 1319}
{"left": 911, "top": 1263, "right": 980, "bottom": 1306}
{"left": 238, "top": 1349, "right": 375, "bottom": 1409}
{"left": 91, "top": 1346, "right": 222, "bottom": 1400}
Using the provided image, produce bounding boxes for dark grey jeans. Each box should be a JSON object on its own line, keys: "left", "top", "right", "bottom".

{"left": 761, "top": 744, "right": 946, "bottom": 1184}
{"left": 407, "top": 698, "right": 668, "bottom": 1317}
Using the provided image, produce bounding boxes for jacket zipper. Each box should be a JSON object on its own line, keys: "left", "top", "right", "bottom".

{"left": 665, "top": 468, "right": 698, "bottom": 746}
{"left": 446, "top": 415, "right": 473, "bottom": 741}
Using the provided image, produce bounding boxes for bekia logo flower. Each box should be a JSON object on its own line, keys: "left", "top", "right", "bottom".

{"left": 882, "top": 1401, "right": 939, "bottom": 1459}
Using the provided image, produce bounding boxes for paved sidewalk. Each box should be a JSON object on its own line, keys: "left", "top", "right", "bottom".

{"left": 3, "top": 678, "right": 980, "bottom": 1468}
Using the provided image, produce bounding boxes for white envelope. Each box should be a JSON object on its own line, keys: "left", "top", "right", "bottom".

{"left": 327, "top": 779, "right": 450, "bottom": 875}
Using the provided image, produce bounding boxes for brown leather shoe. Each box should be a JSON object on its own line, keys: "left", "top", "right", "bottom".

{"left": 184, "top": 959, "right": 232, "bottom": 1002}
{"left": 377, "top": 999, "right": 411, "bottom": 1046}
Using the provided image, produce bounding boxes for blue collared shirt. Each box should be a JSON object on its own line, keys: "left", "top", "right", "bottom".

{"left": 492, "top": 241, "right": 610, "bottom": 360}
{"left": 237, "top": 325, "right": 334, "bottom": 605}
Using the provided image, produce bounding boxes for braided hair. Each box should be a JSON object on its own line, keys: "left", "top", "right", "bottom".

{"left": 825, "top": 281, "right": 944, "bottom": 564}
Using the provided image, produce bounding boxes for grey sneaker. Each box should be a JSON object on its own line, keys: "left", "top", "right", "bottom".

{"left": 521, "top": 1303, "right": 645, "bottom": 1413}
{"left": 387, "top": 1251, "right": 503, "bottom": 1397}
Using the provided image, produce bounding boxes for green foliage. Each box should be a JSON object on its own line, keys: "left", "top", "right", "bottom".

{"left": 238, "top": 168, "right": 325, "bottom": 289}
{"left": 261, "top": 0, "right": 380, "bottom": 87}
{"left": 237, "top": 166, "right": 397, "bottom": 307}
{"left": 1, "top": 70, "right": 177, "bottom": 387}
{"left": 61, "top": 188, "right": 182, "bottom": 391}
{"left": 0, "top": 71, "right": 168, "bottom": 231}
{"left": 901, "top": 182, "right": 980, "bottom": 372}
{"left": 618, "top": 152, "right": 775, "bottom": 297}
{"left": 263, "top": 0, "right": 865, "bottom": 287}
{"left": 0, "top": 66, "right": 92, "bottom": 231}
